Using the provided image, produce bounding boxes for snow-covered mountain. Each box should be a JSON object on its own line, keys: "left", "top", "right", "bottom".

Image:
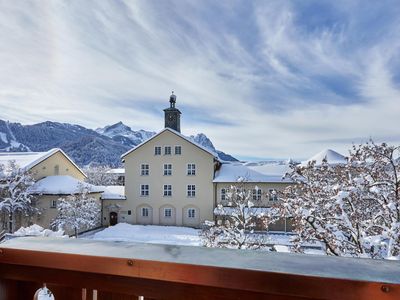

{"left": 96, "top": 122, "right": 156, "bottom": 148}
{"left": 188, "top": 133, "right": 237, "bottom": 162}
{"left": 0, "top": 120, "right": 237, "bottom": 167}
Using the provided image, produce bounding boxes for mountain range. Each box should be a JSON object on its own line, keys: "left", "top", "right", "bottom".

{"left": 0, "top": 120, "right": 237, "bottom": 167}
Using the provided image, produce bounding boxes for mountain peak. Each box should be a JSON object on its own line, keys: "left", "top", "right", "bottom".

{"left": 96, "top": 122, "right": 132, "bottom": 137}
{"left": 189, "top": 133, "right": 216, "bottom": 152}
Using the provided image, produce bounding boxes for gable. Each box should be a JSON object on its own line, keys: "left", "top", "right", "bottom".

{"left": 121, "top": 128, "right": 217, "bottom": 161}
{"left": 30, "top": 150, "right": 86, "bottom": 181}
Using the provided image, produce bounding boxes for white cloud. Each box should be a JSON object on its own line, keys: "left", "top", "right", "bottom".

{"left": 0, "top": 1, "right": 399, "bottom": 159}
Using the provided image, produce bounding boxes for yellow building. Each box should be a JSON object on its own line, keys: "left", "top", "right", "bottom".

{"left": 0, "top": 148, "right": 103, "bottom": 233}
{"left": 110, "top": 94, "right": 293, "bottom": 230}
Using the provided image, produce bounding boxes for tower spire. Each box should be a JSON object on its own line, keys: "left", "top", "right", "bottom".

{"left": 169, "top": 91, "right": 176, "bottom": 108}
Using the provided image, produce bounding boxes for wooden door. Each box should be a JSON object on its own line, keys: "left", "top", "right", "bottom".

{"left": 109, "top": 212, "right": 118, "bottom": 226}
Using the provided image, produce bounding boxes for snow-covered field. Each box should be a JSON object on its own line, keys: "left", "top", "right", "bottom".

{"left": 86, "top": 223, "right": 324, "bottom": 254}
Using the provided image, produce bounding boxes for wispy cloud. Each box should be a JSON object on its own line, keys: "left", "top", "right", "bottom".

{"left": 0, "top": 0, "right": 399, "bottom": 159}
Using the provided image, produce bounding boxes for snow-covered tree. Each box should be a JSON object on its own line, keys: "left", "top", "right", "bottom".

{"left": 51, "top": 184, "right": 101, "bottom": 237}
{"left": 0, "top": 160, "right": 37, "bottom": 233}
{"left": 201, "top": 181, "right": 278, "bottom": 250}
{"left": 84, "top": 165, "right": 118, "bottom": 186}
{"left": 281, "top": 142, "right": 400, "bottom": 259}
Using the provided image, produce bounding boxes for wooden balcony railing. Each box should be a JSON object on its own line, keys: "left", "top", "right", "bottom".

{"left": 0, "top": 237, "right": 399, "bottom": 299}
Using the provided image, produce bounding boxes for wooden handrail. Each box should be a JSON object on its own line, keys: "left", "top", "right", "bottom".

{"left": 0, "top": 237, "right": 399, "bottom": 299}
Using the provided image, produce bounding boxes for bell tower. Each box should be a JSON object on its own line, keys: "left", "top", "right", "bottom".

{"left": 164, "top": 92, "right": 181, "bottom": 132}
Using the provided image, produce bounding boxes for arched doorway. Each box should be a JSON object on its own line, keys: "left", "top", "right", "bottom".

{"left": 110, "top": 212, "right": 118, "bottom": 226}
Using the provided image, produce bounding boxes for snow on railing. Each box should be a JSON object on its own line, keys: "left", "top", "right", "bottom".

{"left": 0, "top": 237, "right": 399, "bottom": 299}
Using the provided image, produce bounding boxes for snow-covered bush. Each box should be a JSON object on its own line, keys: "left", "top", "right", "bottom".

{"left": 281, "top": 142, "right": 400, "bottom": 259}
{"left": 51, "top": 184, "right": 101, "bottom": 237}
{"left": 13, "top": 224, "right": 66, "bottom": 238}
{"left": 0, "top": 161, "right": 38, "bottom": 233}
{"left": 201, "top": 183, "right": 278, "bottom": 249}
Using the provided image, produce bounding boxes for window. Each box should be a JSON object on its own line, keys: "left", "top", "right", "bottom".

{"left": 128, "top": 210, "right": 132, "bottom": 215}
{"left": 187, "top": 163, "right": 196, "bottom": 175}
{"left": 269, "top": 189, "right": 278, "bottom": 201}
{"left": 164, "top": 208, "right": 172, "bottom": 218}
{"left": 163, "top": 184, "right": 172, "bottom": 196}
{"left": 141, "top": 164, "right": 149, "bottom": 176}
{"left": 175, "top": 146, "right": 182, "bottom": 155}
{"left": 221, "top": 188, "right": 226, "bottom": 201}
{"left": 142, "top": 207, "right": 149, "bottom": 217}
{"left": 141, "top": 184, "right": 149, "bottom": 196}
{"left": 163, "top": 164, "right": 172, "bottom": 176}
{"left": 187, "top": 185, "right": 196, "bottom": 197}
{"left": 50, "top": 199, "right": 57, "bottom": 208}
{"left": 164, "top": 146, "right": 172, "bottom": 155}
{"left": 188, "top": 208, "right": 196, "bottom": 218}
{"left": 253, "top": 188, "right": 262, "bottom": 201}
{"left": 155, "top": 146, "right": 161, "bottom": 155}
{"left": 54, "top": 165, "right": 59, "bottom": 175}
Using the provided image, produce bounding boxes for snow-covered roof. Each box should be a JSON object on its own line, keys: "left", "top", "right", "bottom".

{"left": 245, "top": 162, "right": 292, "bottom": 177}
{"left": 302, "top": 149, "right": 347, "bottom": 166}
{"left": 213, "top": 163, "right": 292, "bottom": 183}
{"left": 0, "top": 148, "right": 86, "bottom": 178}
{"left": 106, "top": 168, "right": 125, "bottom": 174}
{"left": 101, "top": 185, "right": 126, "bottom": 200}
{"left": 29, "top": 175, "right": 104, "bottom": 195}
{"left": 121, "top": 128, "right": 218, "bottom": 160}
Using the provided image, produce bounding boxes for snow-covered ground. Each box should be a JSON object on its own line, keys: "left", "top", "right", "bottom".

{"left": 91, "top": 223, "right": 202, "bottom": 246}
{"left": 87, "top": 223, "right": 324, "bottom": 254}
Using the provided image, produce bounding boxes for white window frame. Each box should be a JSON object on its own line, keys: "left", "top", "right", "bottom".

{"left": 140, "top": 184, "right": 149, "bottom": 197}
{"left": 163, "top": 184, "right": 172, "bottom": 196}
{"left": 269, "top": 189, "right": 278, "bottom": 201}
{"left": 142, "top": 207, "right": 149, "bottom": 217}
{"left": 163, "top": 164, "right": 172, "bottom": 176}
{"left": 164, "top": 208, "right": 172, "bottom": 218}
{"left": 187, "top": 163, "right": 196, "bottom": 176}
{"left": 164, "top": 146, "right": 172, "bottom": 155}
{"left": 50, "top": 199, "right": 57, "bottom": 208}
{"left": 188, "top": 208, "right": 196, "bottom": 218}
{"left": 221, "top": 188, "right": 226, "bottom": 201}
{"left": 141, "top": 164, "right": 149, "bottom": 176}
{"left": 155, "top": 146, "right": 161, "bottom": 155}
{"left": 252, "top": 188, "right": 262, "bottom": 201}
{"left": 175, "top": 145, "right": 182, "bottom": 155}
{"left": 187, "top": 185, "right": 196, "bottom": 197}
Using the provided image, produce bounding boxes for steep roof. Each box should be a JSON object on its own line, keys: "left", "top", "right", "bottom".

{"left": 302, "top": 149, "right": 347, "bottom": 166}
{"left": 121, "top": 128, "right": 217, "bottom": 160}
{"left": 28, "top": 175, "right": 104, "bottom": 195}
{"left": 0, "top": 148, "right": 86, "bottom": 178}
{"left": 213, "top": 162, "right": 291, "bottom": 183}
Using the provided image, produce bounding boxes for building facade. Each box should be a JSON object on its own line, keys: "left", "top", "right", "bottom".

{"left": 105, "top": 94, "right": 293, "bottom": 230}
{"left": 0, "top": 148, "right": 102, "bottom": 233}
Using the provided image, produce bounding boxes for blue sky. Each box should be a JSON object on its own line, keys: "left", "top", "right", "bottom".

{"left": 0, "top": 1, "right": 399, "bottom": 160}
